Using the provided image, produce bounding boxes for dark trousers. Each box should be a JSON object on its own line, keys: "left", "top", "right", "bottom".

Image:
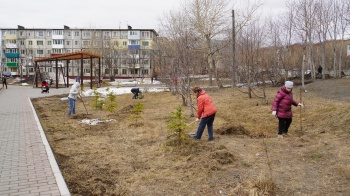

{"left": 278, "top": 117, "right": 292, "bottom": 135}
{"left": 132, "top": 92, "right": 138, "bottom": 99}
{"left": 195, "top": 113, "right": 216, "bottom": 140}
{"left": 2, "top": 81, "right": 7, "bottom": 89}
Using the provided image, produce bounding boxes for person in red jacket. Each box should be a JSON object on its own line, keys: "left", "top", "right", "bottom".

{"left": 192, "top": 86, "right": 217, "bottom": 141}
{"left": 271, "top": 81, "right": 303, "bottom": 139}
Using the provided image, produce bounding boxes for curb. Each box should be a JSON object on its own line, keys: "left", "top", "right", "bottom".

{"left": 28, "top": 97, "right": 71, "bottom": 196}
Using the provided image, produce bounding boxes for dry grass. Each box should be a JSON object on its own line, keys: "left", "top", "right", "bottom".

{"left": 31, "top": 78, "right": 350, "bottom": 195}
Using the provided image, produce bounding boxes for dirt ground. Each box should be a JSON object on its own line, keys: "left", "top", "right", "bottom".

{"left": 31, "top": 78, "right": 350, "bottom": 196}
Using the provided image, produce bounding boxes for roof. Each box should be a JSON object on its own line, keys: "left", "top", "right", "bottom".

{"left": 34, "top": 51, "right": 101, "bottom": 62}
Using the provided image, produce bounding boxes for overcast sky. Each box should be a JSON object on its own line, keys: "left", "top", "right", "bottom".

{"left": 0, "top": 0, "right": 287, "bottom": 30}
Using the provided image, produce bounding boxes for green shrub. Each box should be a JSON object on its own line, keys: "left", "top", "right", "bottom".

{"left": 168, "top": 106, "right": 190, "bottom": 145}
{"left": 129, "top": 101, "right": 144, "bottom": 126}
{"left": 90, "top": 88, "right": 104, "bottom": 109}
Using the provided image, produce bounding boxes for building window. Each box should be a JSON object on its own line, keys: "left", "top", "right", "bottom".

{"left": 6, "top": 40, "right": 17, "bottom": 44}
{"left": 47, "top": 31, "right": 51, "bottom": 36}
{"left": 93, "top": 41, "right": 100, "bottom": 47}
{"left": 129, "top": 31, "right": 138, "bottom": 36}
{"left": 53, "top": 30, "right": 63, "bottom": 35}
{"left": 104, "top": 41, "right": 109, "bottom": 47}
{"left": 74, "top": 41, "right": 79, "bottom": 45}
{"left": 20, "top": 40, "right": 25, "bottom": 45}
{"left": 84, "top": 68, "right": 91, "bottom": 74}
{"left": 47, "top": 41, "right": 52, "bottom": 45}
{"left": 121, "top": 31, "right": 128, "bottom": 38}
{"left": 74, "top": 31, "right": 79, "bottom": 36}
{"left": 95, "top": 32, "right": 102, "bottom": 38}
{"left": 83, "top": 31, "right": 90, "bottom": 37}
{"left": 141, "top": 50, "right": 149, "bottom": 56}
{"left": 28, "top": 41, "right": 33, "bottom": 45}
{"left": 37, "top": 50, "right": 44, "bottom": 55}
{"left": 53, "top": 39, "right": 64, "bottom": 45}
{"left": 8, "top": 58, "right": 17, "bottom": 62}
{"left": 143, "top": 60, "right": 149, "bottom": 65}
{"left": 37, "top": 40, "right": 44, "bottom": 45}
{"left": 47, "top": 50, "right": 51, "bottom": 54}
{"left": 130, "top": 69, "right": 138, "bottom": 75}
{"left": 142, "top": 69, "right": 149, "bottom": 75}
{"left": 7, "top": 30, "right": 16, "bottom": 35}
{"left": 37, "top": 31, "right": 43, "bottom": 36}
{"left": 122, "top": 69, "right": 127, "bottom": 74}
{"left": 52, "top": 49, "right": 63, "bottom": 54}
{"left": 114, "top": 41, "right": 118, "bottom": 46}
{"left": 66, "top": 41, "right": 70, "bottom": 45}
{"left": 129, "top": 40, "right": 139, "bottom": 45}
{"left": 122, "top": 41, "right": 127, "bottom": 46}
{"left": 142, "top": 41, "right": 149, "bottom": 46}
{"left": 83, "top": 40, "right": 90, "bottom": 47}
{"left": 21, "top": 50, "right": 25, "bottom": 54}
{"left": 28, "top": 50, "right": 33, "bottom": 54}
{"left": 67, "top": 31, "right": 71, "bottom": 36}
{"left": 113, "top": 31, "right": 119, "bottom": 37}
{"left": 114, "top": 69, "right": 118, "bottom": 75}
{"left": 141, "top": 31, "right": 150, "bottom": 38}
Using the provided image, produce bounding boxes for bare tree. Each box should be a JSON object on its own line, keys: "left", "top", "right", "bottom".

{"left": 184, "top": 0, "right": 231, "bottom": 88}
{"left": 159, "top": 9, "right": 202, "bottom": 116}
{"left": 289, "top": 0, "right": 318, "bottom": 86}
{"left": 236, "top": 19, "right": 266, "bottom": 98}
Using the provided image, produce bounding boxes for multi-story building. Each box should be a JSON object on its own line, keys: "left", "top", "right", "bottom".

{"left": 0, "top": 25, "right": 158, "bottom": 79}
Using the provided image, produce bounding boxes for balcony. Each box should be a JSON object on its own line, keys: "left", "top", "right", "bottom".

{"left": 5, "top": 53, "right": 20, "bottom": 58}
{"left": 128, "top": 45, "right": 140, "bottom": 50}
{"left": 6, "top": 62, "right": 18, "bottom": 67}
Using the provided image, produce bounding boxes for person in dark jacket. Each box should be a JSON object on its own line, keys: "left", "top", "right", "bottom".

{"left": 192, "top": 86, "right": 217, "bottom": 141}
{"left": 2, "top": 75, "right": 7, "bottom": 89}
{"left": 131, "top": 88, "right": 140, "bottom": 99}
{"left": 271, "top": 81, "right": 303, "bottom": 139}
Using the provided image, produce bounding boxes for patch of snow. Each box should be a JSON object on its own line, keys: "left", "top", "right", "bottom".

{"left": 80, "top": 119, "right": 116, "bottom": 125}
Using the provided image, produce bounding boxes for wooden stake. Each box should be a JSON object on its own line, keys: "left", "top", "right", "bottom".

{"left": 299, "top": 88, "right": 303, "bottom": 132}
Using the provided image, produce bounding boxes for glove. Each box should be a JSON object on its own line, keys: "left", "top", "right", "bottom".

{"left": 298, "top": 103, "right": 304, "bottom": 108}
{"left": 272, "top": 111, "right": 276, "bottom": 116}
{"left": 195, "top": 118, "right": 200, "bottom": 122}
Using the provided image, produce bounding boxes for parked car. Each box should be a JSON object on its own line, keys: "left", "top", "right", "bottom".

{"left": 2, "top": 72, "right": 11, "bottom": 77}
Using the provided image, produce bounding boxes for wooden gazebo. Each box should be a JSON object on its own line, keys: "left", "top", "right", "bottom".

{"left": 34, "top": 51, "right": 101, "bottom": 89}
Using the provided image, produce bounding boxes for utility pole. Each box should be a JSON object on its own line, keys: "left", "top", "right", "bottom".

{"left": 232, "top": 10, "right": 236, "bottom": 86}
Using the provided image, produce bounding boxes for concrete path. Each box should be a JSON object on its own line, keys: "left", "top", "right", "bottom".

{"left": 0, "top": 85, "right": 71, "bottom": 196}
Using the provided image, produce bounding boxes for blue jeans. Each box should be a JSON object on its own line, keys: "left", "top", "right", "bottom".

{"left": 68, "top": 97, "right": 76, "bottom": 117}
{"left": 195, "top": 113, "right": 216, "bottom": 140}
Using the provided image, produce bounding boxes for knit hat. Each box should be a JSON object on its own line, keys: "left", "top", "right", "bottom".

{"left": 285, "top": 81, "right": 293, "bottom": 88}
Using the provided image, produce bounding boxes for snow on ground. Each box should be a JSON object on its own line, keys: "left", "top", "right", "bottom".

{"left": 81, "top": 78, "right": 167, "bottom": 97}
{"left": 81, "top": 119, "right": 116, "bottom": 125}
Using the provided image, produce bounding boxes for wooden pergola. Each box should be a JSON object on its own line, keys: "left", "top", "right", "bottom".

{"left": 34, "top": 51, "right": 101, "bottom": 89}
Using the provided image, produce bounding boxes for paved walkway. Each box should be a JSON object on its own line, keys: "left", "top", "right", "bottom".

{"left": 0, "top": 85, "right": 71, "bottom": 196}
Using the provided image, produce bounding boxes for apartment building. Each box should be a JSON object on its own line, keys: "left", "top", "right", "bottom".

{"left": 0, "top": 25, "right": 158, "bottom": 78}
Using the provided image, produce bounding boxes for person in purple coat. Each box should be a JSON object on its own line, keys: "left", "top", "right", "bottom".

{"left": 271, "top": 81, "right": 303, "bottom": 138}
